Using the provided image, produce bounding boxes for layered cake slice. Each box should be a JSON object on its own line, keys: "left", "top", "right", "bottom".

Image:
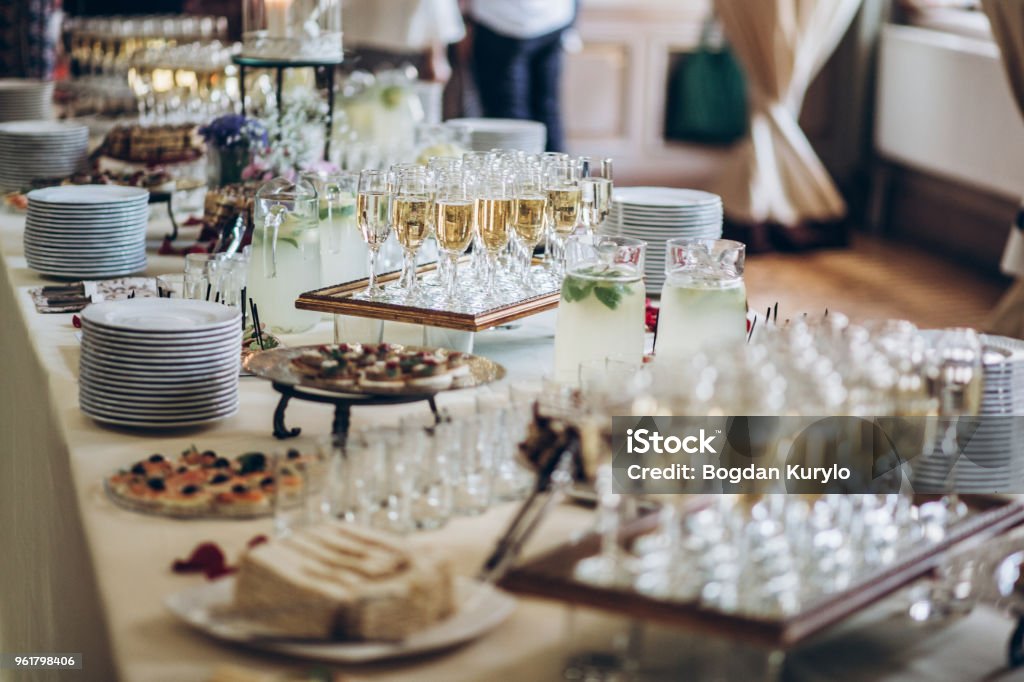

{"left": 233, "top": 523, "right": 454, "bottom": 641}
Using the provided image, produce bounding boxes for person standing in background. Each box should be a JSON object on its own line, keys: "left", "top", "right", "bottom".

{"left": 344, "top": 0, "right": 465, "bottom": 84}
{"left": 469, "top": 0, "right": 576, "bottom": 152}
{"left": 0, "top": 0, "right": 61, "bottom": 79}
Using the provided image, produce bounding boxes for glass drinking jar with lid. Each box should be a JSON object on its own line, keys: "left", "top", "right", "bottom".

{"left": 247, "top": 176, "right": 322, "bottom": 333}
{"left": 654, "top": 238, "right": 747, "bottom": 361}
{"left": 553, "top": 235, "right": 648, "bottom": 384}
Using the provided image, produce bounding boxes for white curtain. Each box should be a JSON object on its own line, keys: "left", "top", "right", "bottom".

{"left": 714, "top": 0, "right": 863, "bottom": 227}
{"left": 981, "top": 0, "right": 1024, "bottom": 336}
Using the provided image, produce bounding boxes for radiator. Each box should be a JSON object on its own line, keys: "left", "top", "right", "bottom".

{"left": 875, "top": 24, "right": 1024, "bottom": 200}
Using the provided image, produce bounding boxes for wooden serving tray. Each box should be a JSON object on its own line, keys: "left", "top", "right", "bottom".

{"left": 295, "top": 260, "right": 561, "bottom": 332}
{"left": 500, "top": 495, "right": 1024, "bottom": 649}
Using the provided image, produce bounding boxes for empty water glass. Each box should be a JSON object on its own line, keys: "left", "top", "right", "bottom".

{"left": 272, "top": 445, "right": 329, "bottom": 537}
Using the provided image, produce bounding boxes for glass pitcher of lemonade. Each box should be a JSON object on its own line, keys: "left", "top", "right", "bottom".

{"left": 302, "top": 170, "right": 365, "bottom": 287}
{"left": 553, "top": 236, "right": 647, "bottom": 384}
{"left": 654, "top": 238, "right": 747, "bottom": 361}
{"left": 248, "top": 176, "right": 322, "bottom": 333}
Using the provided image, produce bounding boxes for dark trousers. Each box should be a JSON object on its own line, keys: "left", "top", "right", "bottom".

{"left": 470, "top": 22, "right": 566, "bottom": 153}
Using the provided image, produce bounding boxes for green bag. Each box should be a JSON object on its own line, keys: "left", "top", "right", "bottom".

{"left": 665, "top": 19, "right": 748, "bottom": 145}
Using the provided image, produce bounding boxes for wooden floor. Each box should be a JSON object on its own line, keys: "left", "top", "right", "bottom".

{"left": 743, "top": 235, "right": 1007, "bottom": 331}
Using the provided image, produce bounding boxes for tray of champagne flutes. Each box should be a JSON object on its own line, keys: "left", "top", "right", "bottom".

{"left": 498, "top": 492, "right": 1024, "bottom": 648}
{"left": 296, "top": 258, "right": 562, "bottom": 332}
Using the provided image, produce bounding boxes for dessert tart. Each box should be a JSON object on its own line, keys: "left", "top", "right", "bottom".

{"left": 105, "top": 446, "right": 317, "bottom": 519}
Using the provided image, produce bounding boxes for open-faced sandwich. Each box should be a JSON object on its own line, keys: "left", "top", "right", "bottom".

{"left": 289, "top": 343, "right": 472, "bottom": 392}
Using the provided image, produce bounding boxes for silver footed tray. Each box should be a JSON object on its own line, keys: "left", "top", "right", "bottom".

{"left": 242, "top": 343, "right": 506, "bottom": 398}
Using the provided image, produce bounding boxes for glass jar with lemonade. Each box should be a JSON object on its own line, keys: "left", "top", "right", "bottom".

{"left": 302, "top": 170, "right": 365, "bottom": 287}
{"left": 553, "top": 236, "right": 647, "bottom": 384}
{"left": 248, "top": 176, "right": 322, "bottom": 333}
{"left": 654, "top": 238, "right": 747, "bottom": 361}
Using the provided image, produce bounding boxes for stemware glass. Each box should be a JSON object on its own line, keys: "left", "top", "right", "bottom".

{"left": 512, "top": 168, "right": 548, "bottom": 288}
{"left": 580, "top": 174, "right": 613, "bottom": 238}
{"left": 934, "top": 327, "right": 983, "bottom": 517}
{"left": 475, "top": 171, "right": 514, "bottom": 292}
{"left": 356, "top": 169, "right": 391, "bottom": 299}
{"left": 434, "top": 171, "right": 475, "bottom": 301}
{"left": 544, "top": 160, "right": 581, "bottom": 273}
{"left": 392, "top": 170, "right": 435, "bottom": 298}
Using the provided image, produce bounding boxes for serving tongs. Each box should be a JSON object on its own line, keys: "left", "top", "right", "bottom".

{"left": 478, "top": 446, "right": 577, "bottom": 584}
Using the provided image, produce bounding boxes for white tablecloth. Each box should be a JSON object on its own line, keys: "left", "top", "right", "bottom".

{"left": 0, "top": 207, "right": 1022, "bottom": 682}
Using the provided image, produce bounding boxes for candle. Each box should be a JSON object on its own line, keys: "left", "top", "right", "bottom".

{"left": 266, "top": 0, "right": 291, "bottom": 38}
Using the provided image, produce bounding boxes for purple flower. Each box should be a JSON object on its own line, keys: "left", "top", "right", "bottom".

{"left": 199, "top": 115, "right": 269, "bottom": 151}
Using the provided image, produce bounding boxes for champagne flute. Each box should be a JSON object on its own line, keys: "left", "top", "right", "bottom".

{"left": 545, "top": 161, "right": 581, "bottom": 273}
{"left": 512, "top": 168, "right": 548, "bottom": 290}
{"left": 434, "top": 171, "right": 475, "bottom": 301}
{"left": 393, "top": 170, "right": 435, "bottom": 298}
{"left": 356, "top": 169, "right": 391, "bottom": 299}
{"left": 475, "top": 172, "right": 514, "bottom": 292}
{"left": 580, "top": 176, "right": 613, "bottom": 237}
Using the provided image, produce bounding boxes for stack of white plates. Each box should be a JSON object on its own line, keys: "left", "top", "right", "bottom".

{"left": 80, "top": 299, "right": 241, "bottom": 428}
{"left": 24, "top": 185, "right": 150, "bottom": 279}
{"left": 445, "top": 118, "right": 546, "bottom": 154}
{"left": 603, "top": 187, "right": 723, "bottom": 288}
{"left": 0, "top": 79, "right": 54, "bottom": 122}
{"left": 0, "top": 120, "right": 88, "bottom": 192}
{"left": 914, "top": 335, "right": 1024, "bottom": 493}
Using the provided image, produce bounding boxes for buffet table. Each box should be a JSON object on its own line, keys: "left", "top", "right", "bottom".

{"left": 0, "top": 208, "right": 1021, "bottom": 682}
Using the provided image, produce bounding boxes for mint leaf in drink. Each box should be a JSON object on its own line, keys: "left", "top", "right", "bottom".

{"left": 277, "top": 237, "right": 299, "bottom": 249}
{"left": 562, "top": 276, "right": 594, "bottom": 303}
{"left": 594, "top": 283, "right": 622, "bottom": 310}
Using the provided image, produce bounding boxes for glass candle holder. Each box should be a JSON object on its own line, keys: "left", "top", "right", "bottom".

{"left": 242, "top": 0, "right": 344, "bottom": 62}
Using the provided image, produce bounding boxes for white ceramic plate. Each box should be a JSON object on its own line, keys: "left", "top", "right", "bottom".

{"left": 78, "top": 379, "right": 240, "bottom": 403}
{"left": 613, "top": 187, "right": 721, "bottom": 208}
{"left": 81, "top": 323, "right": 243, "bottom": 345}
{"left": 447, "top": 117, "right": 545, "bottom": 132}
{"left": 0, "top": 119, "right": 87, "bottom": 134}
{"left": 24, "top": 240, "right": 146, "bottom": 253}
{"left": 81, "top": 404, "right": 239, "bottom": 428}
{"left": 80, "top": 393, "right": 240, "bottom": 416}
{"left": 24, "top": 204, "right": 146, "bottom": 216}
{"left": 165, "top": 576, "right": 516, "bottom": 664}
{"left": 27, "top": 184, "right": 150, "bottom": 205}
{"left": 79, "top": 365, "right": 241, "bottom": 388}
{"left": 28, "top": 264, "right": 148, "bottom": 279}
{"left": 81, "top": 331, "right": 241, "bottom": 353}
{"left": 78, "top": 391, "right": 241, "bottom": 410}
{"left": 80, "top": 353, "right": 241, "bottom": 378}
{"left": 27, "top": 208, "right": 150, "bottom": 220}
{"left": 82, "top": 299, "right": 241, "bottom": 333}
{"left": 24, "top": 237, "right": 145, "bottom": 251}
{"left": 26, "top": 256, "right": 147, "bottom": 269}
{"left": 80, "top": 352, "right": 241, "bottom": 376}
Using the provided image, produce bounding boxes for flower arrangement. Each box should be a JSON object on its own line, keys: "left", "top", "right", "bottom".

{"left": 201, "top": 115, "right": 269, "bottom": 188}
{"left": 199, "top": 115, "right": 268, "bottom": 152}
{"left": 243, "top": 89, "right": 329, "bottom": 181}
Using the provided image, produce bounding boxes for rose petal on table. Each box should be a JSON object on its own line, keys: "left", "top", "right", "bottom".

{"left": 172, "top": 541, "right": 229, "bottom": 576}
{"left": 247, "top": 534, "right": 268, "bottom": 549}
